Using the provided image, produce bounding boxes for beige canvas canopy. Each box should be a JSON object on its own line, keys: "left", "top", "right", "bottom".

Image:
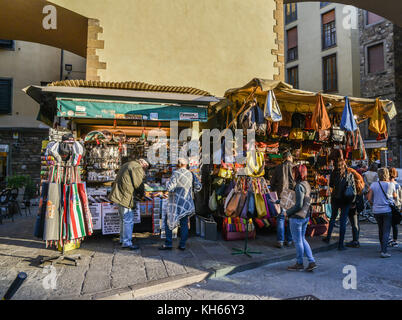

{"left": 216, "top": 78, "right": 396, "bottom": 121}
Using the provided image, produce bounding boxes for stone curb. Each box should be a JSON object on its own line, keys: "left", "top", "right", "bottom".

{"left": 86, "top": 271, "right": 210, "bottom": 300}
{"left": 86, "top": 242, "right": 338, "bottom": 300}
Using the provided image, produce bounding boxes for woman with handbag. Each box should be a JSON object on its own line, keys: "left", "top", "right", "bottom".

{"left": 367, "top": 168, "right": 396, "bottom": 258}
{"left": 285, "top": 165, "right": 317, "bottom": 272}
{"left": 323, "top": 159, "right": 356, "bottom": 250}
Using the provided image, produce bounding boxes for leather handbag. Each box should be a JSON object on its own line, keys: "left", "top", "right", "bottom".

{"left": 245, "top": 151, "right": 265, "bottom": 177}
{"left": 240, "top": 193, "right": 250, "bottom": 218}
{"left": 267, "top": 191, "right": 280, "bottom": 216}
{"left": 247, "top": 191, "right": 256, "bottom": 218}
{"left": 235, "top": 191, "right": 248, "bottom": 218}
{"left": 289, "top": 128, "right": 304, "bottom": 141}
{"left": 218, "top": 167, "right": 233, "bottom": 179}
{"left": 208, "top": 191, "right": 218, "bottom": 211}
{"left": 226, "top": 192, "right": 242, "bottom": 217}
{"left": 331, "top": 126, "right": 345, "bottom": 143}
{"left": 303, "top": 131, "right": 316, "bottom": 141}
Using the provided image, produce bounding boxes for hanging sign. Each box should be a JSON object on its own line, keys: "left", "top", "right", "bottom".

{"left": 101, "top": 203, "right": 120, "bottom": 235}
{"left": 89, "top": 203, "right": 102, "bottom": 230}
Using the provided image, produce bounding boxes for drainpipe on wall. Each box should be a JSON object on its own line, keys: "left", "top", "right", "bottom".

{"left": 60, "top": 49, "right": 64, "bottom": 81}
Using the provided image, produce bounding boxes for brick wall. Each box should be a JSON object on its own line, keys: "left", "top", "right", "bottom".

{"left": 0, "top": 128, "right": 48, "bottom": 187}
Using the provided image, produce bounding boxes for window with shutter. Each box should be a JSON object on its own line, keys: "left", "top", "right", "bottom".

{"left": 287, "top": 66, "right": 299, "bottom": 89}
{"left": 287, "top": 27, "right": 298, "bottom": 62}
{"left": 323, "top": 55, "right": 337, "bottom": 93}
{"left": 322, "top": 10, "right": 336, "bottom": 49}
{"left": 366, "top": 12, "right": 384, "bottom": 25}
{"left": 367, "top": 43, "right": 385, "bottom": 74}
{"left": 0, "top": 79, "right": 13, "bottom": 115}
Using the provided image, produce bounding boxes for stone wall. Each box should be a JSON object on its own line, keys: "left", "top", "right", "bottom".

{"left": 358, "top": 9, "right": 400, "bottom": 167}
{"left": 0, "top": 128, "right": 48, "bottom": 187}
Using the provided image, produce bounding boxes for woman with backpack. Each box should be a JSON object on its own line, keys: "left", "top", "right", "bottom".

{"left": 367, "top": 168, "right": 395, "bottom": 258}
{"left": 285, "top": 164, "right": 317, "bottom": 272}
{"left": 323, "top": 159, "right": 356, "bottom": 250}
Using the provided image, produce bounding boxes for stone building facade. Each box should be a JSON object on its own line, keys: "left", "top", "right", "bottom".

{"left": 359, "top": 9, "right": 402, "bottom": 167}
{"left": 0, "top": 129, "right": 48, "bottom": 188}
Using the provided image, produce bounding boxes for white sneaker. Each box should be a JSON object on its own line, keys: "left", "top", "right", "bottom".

{"left": 380, "top": 252, "right": 391, "bottom": 258}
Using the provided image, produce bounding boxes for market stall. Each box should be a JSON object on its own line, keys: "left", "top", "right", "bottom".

{"left": 25, "top": 80, "right": 220, "bottom": 243}
{"left": 208, "top": 78, "right": 397, "bottom": 239}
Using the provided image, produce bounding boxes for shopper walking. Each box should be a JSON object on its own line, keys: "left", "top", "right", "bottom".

{"left": 387, "top": 168, "right": 399, "bottom": 248}
{"left": 346, "top": 167, "right": 365, "bottom": 248}
{"left": 270, "top": 151, "right": 295, "bottom": 248}
{"left": 363, "top": 162, "right": 378, "bottom": 191}
{"left": 159, "top": 158, "right": 202, "bottom": 251}
{"left": 285, "top": 164, "right": 316, "bottom": 271}
{"left": 323, "top": 159, "right": 356, "bottom": 250}
{"left": 367, "top": 168, "right": 395, "bottom": 258}
{"left": 109, "top": 156, "right": 149, "bottom": 250}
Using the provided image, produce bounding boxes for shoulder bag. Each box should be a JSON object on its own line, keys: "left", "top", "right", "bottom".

{"left": 378, "top": 182, "right": 401, "bottom": 224}
{"left": 294, "top": 182, "right": 312, "bottom": 219}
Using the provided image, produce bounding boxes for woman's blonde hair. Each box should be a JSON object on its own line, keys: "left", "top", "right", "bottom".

{"left": 389, "top": 167, "right": 398, "bottom": 179}
{"left": 378, "top": 168, "right": 390, "bottom": 182}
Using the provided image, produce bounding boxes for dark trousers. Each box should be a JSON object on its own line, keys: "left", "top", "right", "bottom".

{"left": 374, "top": 213, "right": 392, "bottom": 253}
{"left": 348, "top": 206, "right": 360, "bottom": 242}
{"left": 392, "top": 223, "right": 398, "bottom": 241}
{"left": 327, "top": 200, "right": 351, "bottom": 248}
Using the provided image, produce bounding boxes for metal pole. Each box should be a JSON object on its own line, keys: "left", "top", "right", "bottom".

{"left": 2, "top": 272, "right": 27, "bottom": 300}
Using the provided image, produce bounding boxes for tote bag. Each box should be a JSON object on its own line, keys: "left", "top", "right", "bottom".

{"left": 34, "top": 182, "right": 49, "bottom": 239}
{"left": 264, "top": 90, "right": 282, "bottom": 122}
{"left": 78, "top": 182, "right": 94, "bottom": 236}
{"left": 43, "top": 182, "right": 61, "bottom": 242}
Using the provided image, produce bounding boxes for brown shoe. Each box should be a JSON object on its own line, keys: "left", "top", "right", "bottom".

{"left": 305, "top": 262, "right": 317, "bottom": 272}
{"left": 287, "top": 263, "right": 304, "bottom": 271}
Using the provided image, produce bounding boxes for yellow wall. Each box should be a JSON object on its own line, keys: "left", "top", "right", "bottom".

{"left": 0, "top": 41, "right": 86, "bottom": 128}
{"left": 51, "top": 0, "right": 279, "bottom": 97}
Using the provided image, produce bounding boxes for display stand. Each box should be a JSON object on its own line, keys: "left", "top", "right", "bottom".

{"left": 40, "top": 245, "right": 81, "bottom": 267}
{"left": 231, "top": 218, "right": 261, "bottom": 258}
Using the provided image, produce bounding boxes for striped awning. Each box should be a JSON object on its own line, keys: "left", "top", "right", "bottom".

{"left": 48, "top": 80, "right": 213, "bottom": 97}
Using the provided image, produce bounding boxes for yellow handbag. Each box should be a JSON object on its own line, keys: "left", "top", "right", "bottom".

{"left": 289, "top": 128, "right": 304, "bottom": 140}
{"left": 254, "top": 180, "right": 267, "bottom": 218}
{"left": 245, "top": 151, "right": 265, "bottom": 177}
{"left": 218, "top": 167, "right": 233, "bottom": 179}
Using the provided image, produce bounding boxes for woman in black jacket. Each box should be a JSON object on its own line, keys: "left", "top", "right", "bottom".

{"left": 323, "top": 159, "right": 356, "bottom": 250}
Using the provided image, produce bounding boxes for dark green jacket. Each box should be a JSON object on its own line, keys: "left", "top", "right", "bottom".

{"left": 108, "top": 161, "right": 145, "bottom": 209}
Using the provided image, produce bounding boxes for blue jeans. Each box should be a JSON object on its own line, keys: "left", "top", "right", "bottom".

{"left": 276, "top": 213, "right": 293, "bottom": 243}
{"left": 327, "top": 201, "right": 351, "bottom": 248}
{"left": 374, "top": 212, "right": 392, "bottom": 253}
{"left": 165, "top": 215, "right": 189, "bottom": 248}
{"left": 118, "top": 204, "right": 135, "bottom": 247}
{"left": 289, "top": 218, "right": 315, "bottom": 265}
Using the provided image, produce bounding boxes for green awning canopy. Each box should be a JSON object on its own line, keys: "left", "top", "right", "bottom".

{"left": 57, "top": 99, "right": 208, "bottom": 122}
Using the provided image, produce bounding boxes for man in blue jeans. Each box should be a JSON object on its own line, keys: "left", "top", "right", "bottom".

{"left": 109, "top": 157, "right": 149, "bottom": 250}
{"left": 276, "top": 209, "right": 293, "bottom": 248}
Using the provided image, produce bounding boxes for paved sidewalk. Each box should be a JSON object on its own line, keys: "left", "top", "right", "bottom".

{"left": 0, "top": 210, "right": 340, "bottom": 300}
